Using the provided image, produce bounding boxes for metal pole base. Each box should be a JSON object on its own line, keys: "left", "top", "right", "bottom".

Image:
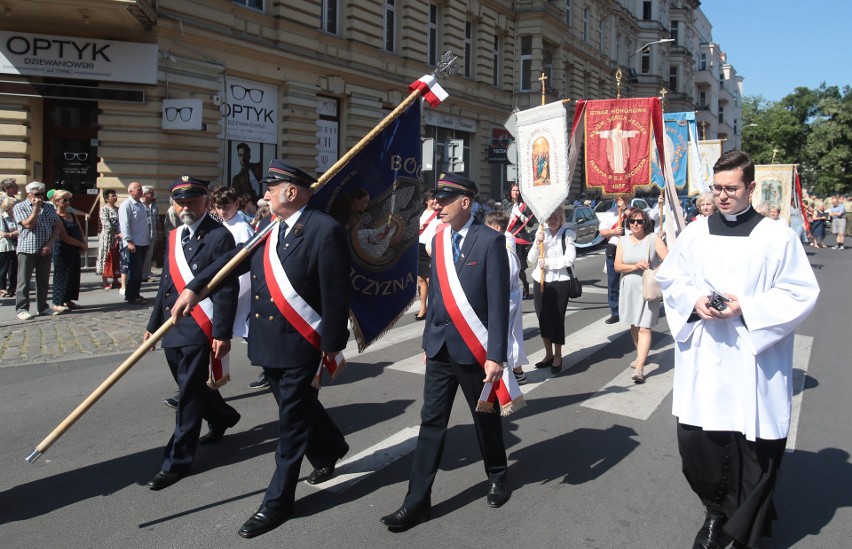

{"left": 25, "top": 449, "right": 43, "bottom": 463}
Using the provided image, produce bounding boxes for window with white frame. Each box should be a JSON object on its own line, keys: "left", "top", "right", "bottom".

{"left": 583, "top": 9, "right": 589, "bottom": 42}
{"left": 520, "top": 36, "right": 532, "bottom": 91}
{"left": 565, "top": 0, "right": 571, "bottom": 28}
{"left": 428, "top": 4, "right": 439, "bottom": 66}
{"left": 641, "top": 53, "right": 650, "bottom": 73}
{"left": 719, "top": 105, "right": 725, "bottom": 125}
{"left": 669, "top": 65, "right": 678, "bottom": 92}
{"left": 598, "top": 18, "right": 604, "bottom": 51}
{"left": 642, "top": 1, "right": 652, "bottom": 20}
{"left": 699, "top": 90, "right": 707, "bottom": 109}
{"left": 671, "top": 20, "right": 679, "bottom": 44}
{"left": 492, "top": 34, "right": 500, "bottom": 86}
{"left": 384, "top": 0, "right": 396, "bottom": 53}
{"left": 234, "top": 0, "right": 263, "bottom": 10}
{"left": 321, "top": 0, "right": 338, "bottom": 34}
{"left": 699, "top": 52, "right": 707, "bottom": 71}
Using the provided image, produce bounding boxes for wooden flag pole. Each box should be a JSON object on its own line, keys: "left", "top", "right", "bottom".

{"left": 26, "top": 52, "right": 462, "bottom": 464}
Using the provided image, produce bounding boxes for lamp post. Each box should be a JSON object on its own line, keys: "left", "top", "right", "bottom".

{"left": 616, "top": 38, "right": 675, "bottom": 98}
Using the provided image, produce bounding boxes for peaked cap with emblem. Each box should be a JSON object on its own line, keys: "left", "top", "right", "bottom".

{"left": 261, "top": 160, "right": 315, "bottom": 188}
{"left": 433, "top": 172, "right": 477, "bottom": 199}
{"left": 169, "top": 175, "right": 210, "bottom": 199}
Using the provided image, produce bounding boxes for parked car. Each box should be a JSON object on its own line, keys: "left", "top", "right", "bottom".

{"left": 562, "top": 204, "right": 602, "bottom": 249}
{"left": 593, "top": 197, "right": 652, "bottom": 217}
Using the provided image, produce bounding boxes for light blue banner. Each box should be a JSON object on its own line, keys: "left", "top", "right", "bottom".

{"left": 651, "top": 112, "right": 695, "bottom": 190}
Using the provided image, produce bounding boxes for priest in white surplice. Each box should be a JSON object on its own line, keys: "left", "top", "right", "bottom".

{"left": 655, "top": 151, "right": 819, "bottom": 549}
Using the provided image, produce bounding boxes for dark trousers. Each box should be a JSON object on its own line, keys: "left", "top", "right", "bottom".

{"left": 125, "top": 244, "right": 148, "bottom": 301}
{"left": 404, "top": 346, "right": 507, "bottom": 509}
{"left": 677, "top": 423, "right": 786, "bottom": 547}
{"left": 16, "top": 251, "right": 51, "bottom": 314}
{"left": 606, "top": 253, "right": 620, "bottom": 316}
{"left": 262, "top": 365, "right": 348, "bottom": 511}
{"left": 161, "top": 345, "right": 240, "bottom": 473}
{"left": 0, "top": 250, "right": 16, "bottom": 292}
{"left": 532, "top": 279, "right": 571, "bottom": 344}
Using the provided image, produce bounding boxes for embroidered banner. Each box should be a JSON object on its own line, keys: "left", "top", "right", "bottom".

{"left": 583, "top": 98, "right": 660, "bottom": 195}
{"left": 753, "top": 164, "right": 795, "bottom": 222}
{"left": 310, "top": 100, "right": 423, "bottom": 351}
{"left": 690, "top": 139, "right": 724, "bottom": 196}
{"left": 651, "top": 112, "right": 693, "bottom": 190}
{"left": 515, "top": 101, "right": 571, "bottom": 222}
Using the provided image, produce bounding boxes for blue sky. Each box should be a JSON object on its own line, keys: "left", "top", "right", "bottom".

{"left": 700, "top": 1, "right": 849, "bottom": 102}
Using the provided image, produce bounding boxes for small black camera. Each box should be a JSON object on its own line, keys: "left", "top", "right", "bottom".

{"left": 708, "top": 292, "right": 729, "bottom": 311}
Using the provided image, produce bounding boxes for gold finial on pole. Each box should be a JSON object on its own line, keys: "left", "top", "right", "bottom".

{"left": 771, "top": 147, "right": 779, "bottom": 163}
{"left": 615, "top": 67, "right": 623, "bottom": 99}
{"left": 700, "top": 120, "right": 708, "bottom": 140}
{"left": 538, "top": 72, "right": 548, "bottom": 106}
{"left": 659, "top": 87, "right": 668, "bottom": 109}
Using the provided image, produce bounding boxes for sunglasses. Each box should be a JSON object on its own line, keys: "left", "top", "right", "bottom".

{"left": 628, "top": 219, "right": 644, "bottom": 225}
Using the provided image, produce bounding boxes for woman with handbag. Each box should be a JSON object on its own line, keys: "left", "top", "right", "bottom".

{"left": 527, "top": 207, "right": 577, "bottom": 374}
{"left": 614, "top": 208, "right": 668, "bottom": 383}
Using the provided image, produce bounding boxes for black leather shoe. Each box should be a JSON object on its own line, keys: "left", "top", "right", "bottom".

{"left": 486, "top": 481, "right": 509, "bottom": 508}
{"left": 199, "top": 426, "right": 226, "bottom": 445}
{"left": 238, "top": 505, "right": 291, "bottom": 538}
{"left": 147, "top": 470, "right": 184, "bottom": 491}
{"left": 306, "top": 465, "right": 336, "bottom": 485}
{"left": 380, "top": 506, "right": 431, "bottom": 530}
{"left": 604, "top": 315, "right": 620, "bottom": 324}
{"left": 693, "top": 513, "right": 727, "bottom": 549}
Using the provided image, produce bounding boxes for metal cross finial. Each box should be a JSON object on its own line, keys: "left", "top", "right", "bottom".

{"left": 700, "top": 120, "right": 708, "bottom": 140}
{"left": 539, "top": 72, "right": 548, "bottom": 106}
{"left": 434, "top": 51, "right": 462, "bottom": 79}
{"left": 615, "top": 67, "right": 623, "bottom": 99}
{"left": 771, "top": 147, "right": 779, "bottom": 163}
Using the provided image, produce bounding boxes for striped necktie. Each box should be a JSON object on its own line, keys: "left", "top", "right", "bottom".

{"left": 452, "top": 231, "right": 462, "bottom": 262}
{"left": 181, "top": 227, "right": 191, "bottom": 248}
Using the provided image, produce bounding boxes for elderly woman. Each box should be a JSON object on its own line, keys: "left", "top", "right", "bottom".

{"left": 96, "top": 189, "right": 121, "bottom": 289}
{"left": 527, "top": 207, "right": 577, "bottom": 374}
{"left": 767, "top": 204, "right": 783, "bottom": 221}
{"left": 695, "top": 191, "right": 716, "bottom": 219}
{"left": 0, "top": 193, "right": 18, "bottom": 297}
{"left": 810, "top": 201, "right": 828, "bottom": 248}
{"left": 614, "top": 208, "right": 668, "bottom": 383}
{"left": 50, "top": 190, "right": 87, "bottom": 313}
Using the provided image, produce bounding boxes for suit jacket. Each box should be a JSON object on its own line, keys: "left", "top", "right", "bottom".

{"left": 423, "top": 219, "right": 510, "bottom": 364}
{"left": 187, "top": 209, "right": 351, "bottom": 369}
{"left": 231, "top": 163, "right": 264, "bottom": 200}
{"left": 147, "top": 215, "right": 238, "bottom": 347}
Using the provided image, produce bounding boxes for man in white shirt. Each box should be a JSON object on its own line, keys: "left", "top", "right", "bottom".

{"left": 656, "top": 151, "right": 820, "bottom": 549}
{"left": 118, "top": 181, "right": 151, "bottom": 304}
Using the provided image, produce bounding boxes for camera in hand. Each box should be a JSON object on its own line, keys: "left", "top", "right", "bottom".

{"left": 708, "top": 292, "right": 729, "bottom": 311}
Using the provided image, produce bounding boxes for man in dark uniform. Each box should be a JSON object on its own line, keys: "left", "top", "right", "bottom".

{"left": 381, "top": 172, "right": 511, "bottom": 531}
{"left": 171, "top": 160, "right": 351, "bottom": 538}
{"left": 143, "top": 176, "right": 240, "bottom": 491}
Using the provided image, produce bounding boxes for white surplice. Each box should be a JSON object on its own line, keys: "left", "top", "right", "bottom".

{"left": 655, "top": 215, "right": 819, "bottom": 441}
{"left": 504, "top": 231, "right": 528, "bottom": 369}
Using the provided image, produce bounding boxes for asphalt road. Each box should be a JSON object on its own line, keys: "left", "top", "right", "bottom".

{"left": 1, "top": 240, "right": 850, "bottom": 548}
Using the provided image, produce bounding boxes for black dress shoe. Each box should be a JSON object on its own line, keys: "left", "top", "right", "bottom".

{"left": 380, "top": 506, "right": 431, "bottom": 530}
{"left": 238, "top": 505, "right": 291, "bottom": 538}
{"left": 604, "top": 314, "right": 620, "bottom": 324}
{"left": 306, "top": 465, "right": 336, "bottom": 485}
{"left": 486, "top": 481, "right": 509, "bottom": 508}
{"left": 147, "top": 470, "right": 184, "bottom": 491}
{"left": 199, "top": 427, "right": 226, "bottom": 445}
{"left": 693, "top": 513, "right": 727, "bottom": 549}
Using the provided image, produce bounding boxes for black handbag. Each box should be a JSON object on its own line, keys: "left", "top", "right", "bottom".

{"left": 567, "top": 267, "right": 582, "bottom": 299}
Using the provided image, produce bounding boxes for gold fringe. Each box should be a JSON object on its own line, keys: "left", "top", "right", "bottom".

{"left": 500, "top": 395, "right": 526, "bottom": 417}
{"left": 351, "top": 295, "right": 417, "bottom": 353}
{"left": 476, "top": 400, "right": 496, "bottom": 414}
{"left": 207, "top": 373, "right": 231, "bottom": 390}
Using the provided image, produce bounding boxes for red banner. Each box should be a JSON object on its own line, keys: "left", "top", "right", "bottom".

{"left": 582, "top": 98, "right": 662, "bottom": 194}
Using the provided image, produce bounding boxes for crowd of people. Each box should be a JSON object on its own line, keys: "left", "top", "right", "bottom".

{"left": 0, "top": 149, "right": 830, "bottom": 548}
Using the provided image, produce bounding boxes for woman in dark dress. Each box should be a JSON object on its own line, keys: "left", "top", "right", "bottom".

{"left": 51, "top": 190, "right": 88, "bottom": 313}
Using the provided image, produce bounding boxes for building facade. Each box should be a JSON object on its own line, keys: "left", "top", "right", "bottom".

{"left": 0, "top": 0, "right": 742, "bottom": 208}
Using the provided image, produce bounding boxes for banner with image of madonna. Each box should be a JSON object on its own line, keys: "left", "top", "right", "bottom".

{"left": 310, "top": 100, "right": 423, "bottom": 351}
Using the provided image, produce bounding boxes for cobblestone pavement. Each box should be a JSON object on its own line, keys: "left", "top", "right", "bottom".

{"left": 0, "top": 270, "right": 161, "bottom": 367}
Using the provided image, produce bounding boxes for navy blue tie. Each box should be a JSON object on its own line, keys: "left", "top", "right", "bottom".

{"left": 452, "top": 231, "right": 462, "bottom": 262}
{"left": 181, "top": 227, "right": 190, "bottom": 248}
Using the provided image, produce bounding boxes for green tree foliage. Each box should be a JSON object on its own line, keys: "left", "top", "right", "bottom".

{"left": 742, "top": 84, "right": 852, "bottom": 196}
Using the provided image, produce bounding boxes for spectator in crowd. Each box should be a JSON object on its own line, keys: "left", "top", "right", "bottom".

{"left": 809, "top": 201, "right": 828, "bottom": 248}
{"left": 695, "top": 192, "right": 717, "bottom": 219}
{"left": 252, "top": 198, "right": 270, "bottom": 228}
{"left": 118, "top": 181, "right": 150, "bottom": 304}
{"left": 527, "top": 207, "right": 577, "bottom": 374}
{"left": 485, "top": 210, "right": 529, "bottom": 385}
{"left": 599, "top": 197, "right": 627, "bottom": 323}
{"left": 844, "top": 195, "right": 852, "bottom": 238}
{"left": 96, "top": 189, "right": 121, "bottom": 289}
{"left": 0, "top": 193, "right": 18, "bottom": 297}
{"left": 2, "top": 178, "right": 20, "bottom": 201}
{"left": 141, "top": 185, "right": 160, "bottom": 280}
{"left": 238, "top": 192, "right": 256, "bottom": 224}
{"left": 767, "top": 204, "right": 783, "bottom": 221}
{"left": 828, "top": 196, "right": 846, "bottom": 250}
{"left": 504, "top": 183, "right": 534, "bottom": 299}
{"left": 50, "top": 190, "right": 87, "bottom": 313}
{"left": 12, "top": 181, "right": 60, "bottom": 320}
{"left": 416, "top": 189, "right": 439, "bottom": 321}
{"left": 163, "top": 198, "right": 180, "bottom": 236}
{"left": 614, "top": 208, "right": 668, "bottom": 384}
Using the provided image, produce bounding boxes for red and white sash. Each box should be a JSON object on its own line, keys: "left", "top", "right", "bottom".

{"left": 419, "top": 209, "right": 438, "bottom": 236}
{"left": 168, "top": 228, "right": 230, "bottom": 388}
{"left": 263, "top": 222, "right": 345, "bottom": 387}
{"left": 507, "top": 203, "right": 532, "bottom": 245}
{"left": 433, "top": 224, "right": 525, "bottom": 415}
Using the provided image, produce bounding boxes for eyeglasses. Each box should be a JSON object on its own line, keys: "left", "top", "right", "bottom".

{"left": 230, "top": 84, "right": 264, "bottom": 103}
{"left": 711, "top": 184, "right": 744, "bottom": 195}
{"left": 30, "top": 192, "right": 45, "bottom": 197}
{"left": 64, "top": 152, "right": 88, "bottom": 161}
{"left": 59, "top": 198, "right": 70, "bottom": 203}
{"left": 628, "top": 219, "right": 644, "bottom": 225}
{"left": 164, "top": 106, "right": 193, "bottom": 122}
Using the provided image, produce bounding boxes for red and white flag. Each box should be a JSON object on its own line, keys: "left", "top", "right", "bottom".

{"left": 409, "top": 74, "right": 448, "bottom": 108}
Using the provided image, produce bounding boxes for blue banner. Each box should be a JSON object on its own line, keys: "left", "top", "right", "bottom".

{"left": 310, "top": 101, "right": 423, "bottom": 351}
{"left": 651, "top": 112, "right": 694, "bottom": 190}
